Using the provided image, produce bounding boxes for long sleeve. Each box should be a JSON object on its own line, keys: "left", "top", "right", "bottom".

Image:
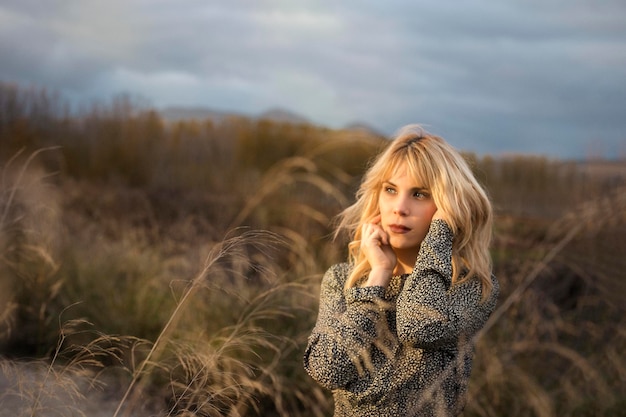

{"left": 303, "top": 263, "right": 391, "bottom": 390}
{"left": 304, "top": 221, "right": 499, "bottom": 416}
{"left": 396, "top": 219, "right": 498, "bottom": 350}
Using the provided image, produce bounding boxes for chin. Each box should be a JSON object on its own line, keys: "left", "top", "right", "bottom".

{"left": 391, "top": 240, "right": 420, "bottom": 251}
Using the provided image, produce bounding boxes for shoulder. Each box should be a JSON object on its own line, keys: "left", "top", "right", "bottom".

{"left": 452, "top": 272, "right": 498, "bottom": 303}
{"left": 486, "top": 273, "right": 500, "bottom": 305}
{"left": 322, "top": 262, "right": 352, "bottom": 286}
{"left": 464, "top": 274, "right": 500, "bottom": 314}
{"left": 317, "top": 263, "right": 353, "bottom": 305}
{"left": 490, "top": 273, "right": 500, "bottom": 293}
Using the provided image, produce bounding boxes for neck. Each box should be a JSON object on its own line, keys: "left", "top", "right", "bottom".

{"left": 393, "top": 248, "right": 418, "bottom": 275}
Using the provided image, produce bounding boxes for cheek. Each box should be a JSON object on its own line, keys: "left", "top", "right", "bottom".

{"left": 428, "top": 204, "right": 438, "bottom": 218}
{"left": 378, "top": 196, "right": 391, "bottom": 214}
{"left": 424, "top": 200, "right": 438, "bottom": 217}
{"left": 413, "top": 201, "right": 437, "bottom": 218}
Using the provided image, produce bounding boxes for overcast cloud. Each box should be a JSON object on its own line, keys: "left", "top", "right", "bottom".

{"left": 1, "top": 0, "right": 625, "bottom": 158}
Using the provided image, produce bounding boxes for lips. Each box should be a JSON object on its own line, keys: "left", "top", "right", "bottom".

{"left": 388, "top": 224, "right": 411, "bottom": 234}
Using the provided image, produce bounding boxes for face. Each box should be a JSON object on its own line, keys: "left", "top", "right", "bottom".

{"left": 378, "top": 164, "right": 438, "bottom": 257}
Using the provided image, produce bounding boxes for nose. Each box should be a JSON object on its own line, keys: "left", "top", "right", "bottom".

{"left": 393, "top": 197, "right": 409, "bottom": 216}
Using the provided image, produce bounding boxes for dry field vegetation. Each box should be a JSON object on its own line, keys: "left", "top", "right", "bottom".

{"left": 0, "top": 82, "right": 625, "bottom": 417}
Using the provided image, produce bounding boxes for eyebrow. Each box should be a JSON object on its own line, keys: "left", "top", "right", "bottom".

{"left": 383, "top": 181, "right": 428, "bottom": 191}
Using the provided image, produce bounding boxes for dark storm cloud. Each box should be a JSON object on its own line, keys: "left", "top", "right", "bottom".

{"left": 0, "top": 0, "right": 137, "bottom": 92}
{"left": 0, "top": 0, "right": 624, "bottom": 158}
{"left": 337, "top": 0, "right": 626, "bottom": 157}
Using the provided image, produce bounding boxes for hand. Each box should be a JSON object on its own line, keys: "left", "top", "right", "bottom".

{"left": 360, "top": 215, "right": 396, "bottom": 287}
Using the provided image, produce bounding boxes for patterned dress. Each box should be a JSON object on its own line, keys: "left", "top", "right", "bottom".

{"left": 303, "top": 220, "right": 499, "bottom": 417}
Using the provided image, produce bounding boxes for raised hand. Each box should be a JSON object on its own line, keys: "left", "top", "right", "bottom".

{"left": 360, "top": 215, "right": 397, "bottom": 287}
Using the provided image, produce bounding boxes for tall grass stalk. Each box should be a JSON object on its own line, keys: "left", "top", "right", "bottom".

{"left": 465, "top": 186, "right": 626, "bottom": 417}
{"left": 228, "top": 156, "right": 348, "bottom": 229}
{"left": 0, "top": 147, "right": 59, "bottom": 229}
{"left": 1, "top": 147, "right": 65, "bottom": 356}
{"left": 112, "top": 229, "right": 284, "bottom": 417}
{"left": 163, "top": 282, "right": 301, "bottom": 417}
{"left": 1, "top": 317, "right": 101, "bottom": 417}
{"left": 479, "top": 223, "right": 582, "bottom": 336}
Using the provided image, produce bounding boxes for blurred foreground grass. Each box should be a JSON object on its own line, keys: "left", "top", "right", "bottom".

{"left": 1, "top": 82, "right": 625, "bottom": 417}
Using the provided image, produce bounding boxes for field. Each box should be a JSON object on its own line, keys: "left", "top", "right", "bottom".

{"left": 1, "top": 82, "right": 625, "bottom": 417}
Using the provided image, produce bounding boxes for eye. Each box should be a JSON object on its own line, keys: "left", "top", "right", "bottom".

{"left": 382, "top": 183, "right": 397, "bottom": 194}
{"left": 413, "top": 190, "right": 430, "bottom": 199}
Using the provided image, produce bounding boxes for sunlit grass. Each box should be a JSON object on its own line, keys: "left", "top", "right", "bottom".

{"left": 1, "top": 82, "right": 625, "bottom": 416}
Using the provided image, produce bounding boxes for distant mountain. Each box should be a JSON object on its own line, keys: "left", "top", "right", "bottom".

{"left": 158, "top": 106, "right": 389, "bottom": 139}
{"left": 159, "top": 106, "right": 311, "bottom": 125}
{"left": 257, "top": 108, "right": 311, "bottom": 124}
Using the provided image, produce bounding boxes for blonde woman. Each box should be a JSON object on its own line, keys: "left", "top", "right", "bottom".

{"left": 304, "top": 125, "right": 499, "bottom": 416}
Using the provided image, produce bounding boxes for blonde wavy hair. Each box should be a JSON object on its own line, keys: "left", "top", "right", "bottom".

{"left": 336, "top": 125, "right": 494, "bottom": 298}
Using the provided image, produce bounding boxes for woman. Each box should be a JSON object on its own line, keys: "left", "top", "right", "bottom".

{"left": 303, "top": 125, "right": 499, "bottom": 416}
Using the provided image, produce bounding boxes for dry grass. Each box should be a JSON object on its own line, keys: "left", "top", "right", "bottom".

{"left": 1, "top": 85, "right": 625, "bottom": 416}
{"left": 0, "top": 145, "right": 341, "bottom": 416}
{"left": 2, "top": 150, "right": 623, "bottom": 416}
{"left": 464, "top": 183, "right": 626, "bottom": 417}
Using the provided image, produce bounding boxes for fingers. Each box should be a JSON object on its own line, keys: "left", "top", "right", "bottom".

{"left": 360, "top": 220, "right": 396, "bottom": 275}
{"left": 362, "top": 221, "right": 388, "bottom": 246}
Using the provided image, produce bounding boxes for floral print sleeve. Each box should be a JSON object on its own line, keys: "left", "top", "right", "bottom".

{"left": 397, "top": 219, "right": 498, "bottom": 349}
{"left": 303, "top": 263, "right": 387, "bottom": 390}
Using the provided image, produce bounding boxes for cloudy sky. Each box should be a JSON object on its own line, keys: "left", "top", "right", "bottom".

{"left": 1, "top": 0, "right": 625, "bottom": 159}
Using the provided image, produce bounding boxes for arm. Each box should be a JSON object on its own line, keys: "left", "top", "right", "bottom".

{"left": 396, "top": 219, "right": 498, "bottom": 349}
{"left": 303, "top": 264, "right": 390, "bottom": 390}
